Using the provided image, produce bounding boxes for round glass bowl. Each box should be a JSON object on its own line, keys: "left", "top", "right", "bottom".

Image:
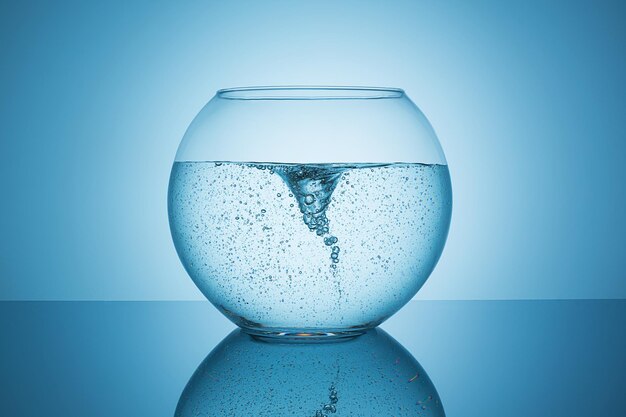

{"left": 168, "top": 86, "right": 452, "bottom": 339}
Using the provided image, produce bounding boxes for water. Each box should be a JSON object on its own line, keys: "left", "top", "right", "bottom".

{"left": 168, "top": 161, "right": 452, "bottom": 332}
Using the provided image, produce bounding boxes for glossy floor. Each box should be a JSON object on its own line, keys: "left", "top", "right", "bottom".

{"left": 1, "top": 300, "right": 624, "bottom": 416}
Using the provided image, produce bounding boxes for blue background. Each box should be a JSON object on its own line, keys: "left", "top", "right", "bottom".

{"left": 1, "top": 0, "right": 625, "bottom": 301}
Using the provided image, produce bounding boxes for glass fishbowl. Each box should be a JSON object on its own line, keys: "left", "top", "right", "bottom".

{"left": 168, "top": 86, "right": 452, "bottom": 339}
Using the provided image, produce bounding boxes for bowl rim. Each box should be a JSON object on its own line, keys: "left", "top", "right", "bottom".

{"left": 216, "top": 85, "right": 405, "bottom": 100}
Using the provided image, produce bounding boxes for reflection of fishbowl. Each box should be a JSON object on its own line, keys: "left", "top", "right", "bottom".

{"left": 175, "top": 328, "right": 445, "bottom": 417}
{"left": 169, "top": 87, "right": 452, "bottom": 339}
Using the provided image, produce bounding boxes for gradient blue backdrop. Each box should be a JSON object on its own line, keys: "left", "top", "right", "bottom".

{"left": 1, "top": 0, "right": 624, "bottom": 300}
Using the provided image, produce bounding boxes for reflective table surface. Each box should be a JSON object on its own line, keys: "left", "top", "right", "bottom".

{"left": 1, "top": 300, "right": 624, "bottom": 416}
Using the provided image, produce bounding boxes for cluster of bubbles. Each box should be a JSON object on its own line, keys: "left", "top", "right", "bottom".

{"left": 312, "top": 383, "right": 338, "bottom": 417}
{"left": 303, "top": 209, "right": 328, "bottom": 235}
{"left": 417, "top": 394, "right": 435, "bottom": 411}
{"left": 249, "top": 163, "right": 277, "bottom": 175}
{"left": 301, "top": 208, "right": 341, "bottom": 265}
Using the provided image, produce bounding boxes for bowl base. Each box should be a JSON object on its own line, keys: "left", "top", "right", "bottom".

{"left": 241, "top": 326, "right": 370, "bottom": 343}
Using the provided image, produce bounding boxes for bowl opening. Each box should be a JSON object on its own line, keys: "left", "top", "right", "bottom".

{"left": 217, "top": 86, "right": 405, "bottom": 100}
